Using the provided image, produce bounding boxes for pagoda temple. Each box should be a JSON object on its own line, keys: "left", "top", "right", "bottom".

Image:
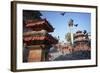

{"left": 74, "top": 30, "right": 91, "bottom": 52}
{"left": 23, "top": 19, "right": 58, "bottom": 62}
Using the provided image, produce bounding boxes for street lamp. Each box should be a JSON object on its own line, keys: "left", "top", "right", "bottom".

{"left": 68, "top": 19, "right": 74, "bottom": 45}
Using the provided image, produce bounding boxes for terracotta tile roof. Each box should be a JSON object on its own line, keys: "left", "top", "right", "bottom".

{"left": 24, "top": 34, "right": 58, "bottom": 44}
{"left": 25, "top": 19, "right": 54, "bottom": 32}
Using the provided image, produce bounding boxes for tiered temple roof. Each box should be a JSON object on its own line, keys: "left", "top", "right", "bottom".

{"left": 25, "top": 19, "right": 54, "bottom": 32}
{"left": 23, "top": 10, "right": 58, "bottom": 62}
{"left": 23, "top": 33, "right": 58, "bottom": 45}
{"left": 23, "top": 19, "right": 58, "bottom": 45}
{"left": 74, "top": 30, "right": 90, "bottom": 43}
{"left": 73, "top": 30, "right": 91, "bottom": 52}
{"left": 74, "top": 30, "right": 84, "bottom": 38}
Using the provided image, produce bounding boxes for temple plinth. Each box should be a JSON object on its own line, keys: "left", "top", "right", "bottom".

{"left": 23, "top": 19, "right": 58, "bottom": 62}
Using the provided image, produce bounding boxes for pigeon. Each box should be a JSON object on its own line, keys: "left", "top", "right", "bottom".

{"left": 74, "top": 24, "right": 78, "bottom": 27}
{"left": 83, "top": 30, "right": 87, "bottom": 34}
{"left": 61, "top": 12, "right": 66, "bottom": 16}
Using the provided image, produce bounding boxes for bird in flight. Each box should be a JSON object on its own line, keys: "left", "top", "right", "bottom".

{"left": 60, "top": 12, "right": 66, "bottom": 16}
{"left": 74, "top": 24, "right": 78, "bottom": 27}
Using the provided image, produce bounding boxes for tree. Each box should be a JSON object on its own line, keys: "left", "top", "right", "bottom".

{"left": 65, "top": 32, "right": 75, "bottom": 44}
{"left": 65, "top": 32, "right": 71, "bottom": 43}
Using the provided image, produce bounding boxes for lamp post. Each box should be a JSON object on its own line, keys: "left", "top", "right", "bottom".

{"left": 68, "top": 19, "right": 74, "bottom": 45}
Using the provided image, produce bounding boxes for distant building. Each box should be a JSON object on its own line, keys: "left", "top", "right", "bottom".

{"left": 61, "top": 44, "right": 72, "bottom": 55}
{"left": 48, "top": 42, "right": 73, "bottom": 61}
{"left": 56, "top": 42, "right": 72, "bottom": 55}
{"left": 74, "top": 30, "right": 91, "bottom": 52}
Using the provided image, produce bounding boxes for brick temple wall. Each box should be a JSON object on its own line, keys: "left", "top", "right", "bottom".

{"left": 28, "top": 48, "right": 42, "bottom": 62}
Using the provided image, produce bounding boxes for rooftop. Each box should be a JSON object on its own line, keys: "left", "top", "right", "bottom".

{"left": 25, "top": 19, "right": 54, "bottom": 32}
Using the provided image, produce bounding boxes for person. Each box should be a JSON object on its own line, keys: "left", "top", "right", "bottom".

{"left": 23, "top": 43, "right": 29, "bottom": 62}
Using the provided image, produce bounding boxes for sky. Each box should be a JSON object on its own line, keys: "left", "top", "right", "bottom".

{"left": 40, "top": 11, "right": 91, "bottom": 43}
